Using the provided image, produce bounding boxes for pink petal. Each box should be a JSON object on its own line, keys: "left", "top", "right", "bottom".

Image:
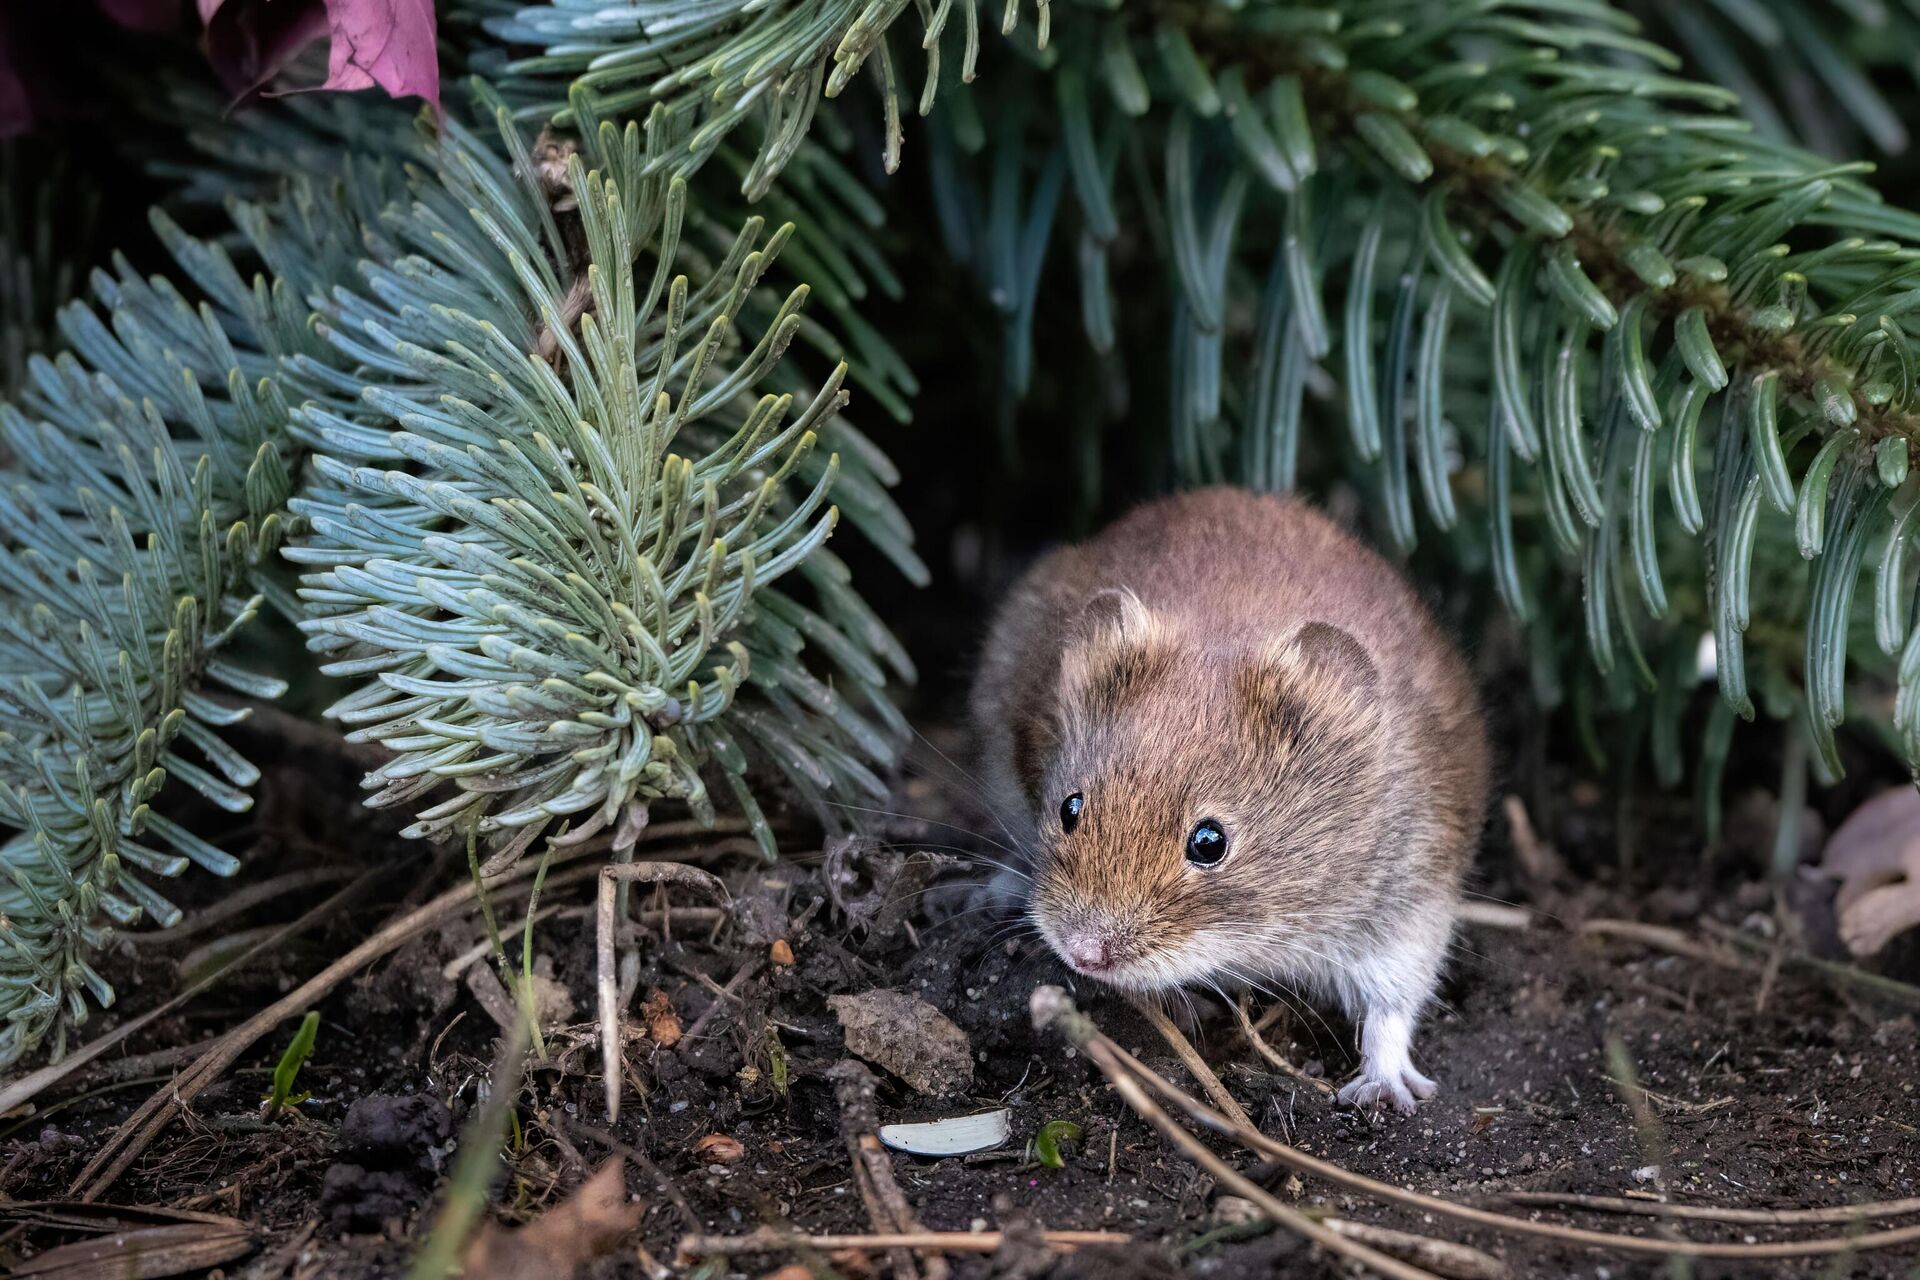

{"left": 321, "top": 0, "right": 438, "bottom": 108}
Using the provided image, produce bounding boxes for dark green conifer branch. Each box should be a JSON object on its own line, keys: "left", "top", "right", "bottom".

{"left": 478, "top": 0, "right": 1920, "bottom": 790}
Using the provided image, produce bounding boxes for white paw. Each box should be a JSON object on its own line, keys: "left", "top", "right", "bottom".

{"left": 1336, "top": 1062, "right": 1437, "bottom": 1115}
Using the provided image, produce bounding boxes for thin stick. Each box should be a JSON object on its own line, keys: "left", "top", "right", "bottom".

{"left": 66, "top": 827, "right": 732, "bottom": 1200}
{"left": 680, "top": 953, "right": 765, "bottom": 1044}
{"left": 679, "top": 1228, "right": 1130, "bottom": 1257}
{"left": 597, "top": 861, "right": 729, "bottom": 1122}
{"left": 1036, "top": 992, "right": 1443, "bottom": 1280}
{"left": 123, "top": 867, "right": 360, "bottom": 945}
{"left": 1699, "top": 918, "right": 1920, "bottom": 1008}
{"left": 0, "top": 870, "right": 383, "bottom": 1119}
{"left": 1579, "top": 919, "right": 1738, "bottom": 966}
{"left": 1232, "top": 993, "right": 1334, "bottom": 1096}
{"left": 1456, "top": 901, "right": 1535, "bottom": 929}
{"left": 1501, "top": 1190, "right": 1920, "bottom": 1226}
{"left": 442, "top": 904, "right": 569, "bottom": 980}
{"left": 1323, "top": 1219, "right": 1508, "bottom": 1280}
{"left": 830, "top": 1059, "right": 948, "bottom": 1280}
{"left": 1582, "top": 916, "right": 1920, "bottom": 1010}
{"left": 1039, "top": 985, "right": 1920, "bottom": 1261}
{"left": 1129, "top": 994, "right": 1254, "bottom": 1129}
{"left": 560, "top": 1115, "right": 701, "bottom": 1233}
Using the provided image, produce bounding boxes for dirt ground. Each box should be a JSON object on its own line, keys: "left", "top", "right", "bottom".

{"left": 4, "top": 710, "right": 1920, "bottom": 1280}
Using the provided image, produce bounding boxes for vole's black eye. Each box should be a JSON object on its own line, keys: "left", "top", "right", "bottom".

{"left": 1185, "top": 818, "right": 1227, "bottom": 867}
{"left": 1060, "top": 792, "right": 1084, "bottom": 834}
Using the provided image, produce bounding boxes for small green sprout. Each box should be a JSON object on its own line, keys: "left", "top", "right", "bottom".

{"left": 767, "top": 1026, "right": 789, "bottom": 1096}
{"left": 265, "top": 1011, "right": 320, "bottom": 1119}
{"left": 1033, "top": 1120, "right": 1083, "bottom": 1169}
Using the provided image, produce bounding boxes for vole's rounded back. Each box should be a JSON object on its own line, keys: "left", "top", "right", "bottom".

{"left": 970, "top": 487, "right": 1488, "bottom": 1112}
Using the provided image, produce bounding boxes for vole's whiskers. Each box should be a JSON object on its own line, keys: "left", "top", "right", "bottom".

{"left": 901, "top": 727, "right": 1029, "bottom": 853}
{"left": 821, "top": 799, "right": 1026, "bottom": 862}
{"left": 1216, "top": 961, "right": 1343, "bottom": 1052}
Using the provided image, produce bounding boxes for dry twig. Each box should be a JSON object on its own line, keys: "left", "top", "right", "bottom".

{"left": 66, "top": 857, "right": 591, "bottom": 1200}
{"left": 1231, "top": 993, "right": 1334, "bottom": 1096}
{"left": 124, "top": 867, "right": 361, "bottom": 946}
{"left": 1041, "top": 990, "right": 1451, "bottom": 1280}
{"left": 1130, "top": 994, "right": 1255, "bottom": 1128}
{"left": 560, "top": 1115, "right": 701, "bottom": 1233}
{"left": 1501, "top": 1190, "right": 1920, "bottom": 1226}
{"left": 1035, "top": 984, "right": 1920, "bottom": 1261}
{"left": 678, "top": 1227, "right": 1130, "bottom": 1257}
{"left": 830, "top": 1059, "right": 949, "bottom": 1280}
{"left": 0, "top": 870, "right": 383, "bottom": 1120}
{"left": 1323, "top": 1218, "right": 1508, "bottom": 1280}
{"left": 596, "top": 861, "right": 729, "bottom": 1122}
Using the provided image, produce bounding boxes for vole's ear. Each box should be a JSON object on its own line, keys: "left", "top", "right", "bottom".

{"left": 1072, "top": 587, "right": 1157, "bottom": 646}
{"left": 1242, "top": 622, "right": 1383, "bottom": 746}
{"left": 1279, "top": 622, "right": 1379, "bottom": 697}
{"left": 1058, "top": 587, "right": 1173, "bottom": 715}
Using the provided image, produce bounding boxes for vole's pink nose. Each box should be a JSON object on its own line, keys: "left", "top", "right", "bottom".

{"left": 1063, "top": 933, "right": 1113, "bottom": 973}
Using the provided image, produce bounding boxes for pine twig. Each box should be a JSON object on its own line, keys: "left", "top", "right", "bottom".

{"left": 1129, "top": 994, "right": 1255, "bottom": 1128}
{"left": 1042, "top": 991, "right": 1448, "bottom": 1280}
{"left": 1231, "top": 993, "right": 1334, "bottom": 1096}
{"left": 1030, "top": 983, "right": 1920, "bottom": 1262}
{"left": 597, "top": 860, "right": 729, "bottom": 1123}
{"left": 829, "top": 1059, "right": 950, "bottom": 1280}
{"left": 678, "top": 1227, "right": 1130, "bottom": 1257}
{"left": 1501, "top": 1189, "right": 1920, "bottom": 1227}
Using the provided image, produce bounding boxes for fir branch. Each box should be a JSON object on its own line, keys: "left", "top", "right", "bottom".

{"left": 0, "top": 85, "right": 916, "bottom": 1065}
{"left": 478, "top": 0, "right": 1920, "bottom": 788}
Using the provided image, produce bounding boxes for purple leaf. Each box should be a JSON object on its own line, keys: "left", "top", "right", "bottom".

{"left": 320, "top": 0, "right": 438, "bottom": 108}
{"left": 199, "top": 0, "right": 330, "bottom": 98}
{"left": 0, "top": 12, "right": 30, "bottom": 140}
{"left": 97, "top": 0, "right": 186, "bottom": 32}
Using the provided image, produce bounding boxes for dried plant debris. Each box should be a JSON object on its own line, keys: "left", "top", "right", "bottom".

{"left": 1821, "top": 786, "right": 1920, "bottom": 956}
{"left": 639, "top": 988, "right": 683, "bottom": 1048}
{"left": 461, "top": 1159, "right": 644, "bottom": 1280}
{"left": 825, "top": 838, "right": 958, "bottom": 939}
{"left": 7, "top": 1203, "right": 253, "bottom": 1279}
{"left": 829, "top": 989, "right": 974, "bottom": 1096}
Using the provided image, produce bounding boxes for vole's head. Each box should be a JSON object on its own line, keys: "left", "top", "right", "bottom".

{"left": 1018, "top": 589, "right": 1391, "bottom": 992}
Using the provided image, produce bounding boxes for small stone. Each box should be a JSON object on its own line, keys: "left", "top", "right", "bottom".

{"left": 1215, "top": 1195, "right": 1262, "bottom": 1226}
{"left": 828, "top": 989, "right": 973, "bottom": 1096}
{"left": 770, "top": 938, "right": 796, "bottom": 966}
{"left": 693, "top": 1133, "right": 745, "bottom": 1164}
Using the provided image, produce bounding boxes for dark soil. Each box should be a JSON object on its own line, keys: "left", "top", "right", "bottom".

{"left": 4, "top": 715, "right": 1920, "bottom": 1280}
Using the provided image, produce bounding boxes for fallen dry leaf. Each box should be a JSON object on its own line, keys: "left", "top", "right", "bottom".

{"left": 10, "top": 1202, "right": 254, "bottom": 1279}
{"left": 641, "top": 988, "right": 682, "bottom": 1047}
{"left": 769, "top": 938, "right": 795, "bottom": 966}
{"left": 692, "top": 1133, "right": 745, "bottom": 1164}
{"left": 828, "top": 989, "right": 973, "bottom": 1096}
{"left": 14, "top": 1222, "right": 253, "bottom": 1279}
{"left": 1821, "top": 786, "right": 1920, "bottom": 957}
{"left": 462, "top": 1159, "right": 643, "bottom": 1280}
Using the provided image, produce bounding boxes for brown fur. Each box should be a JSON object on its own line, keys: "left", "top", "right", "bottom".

{"left": 971, "top": 487, "right": 1490, "bottom": 990}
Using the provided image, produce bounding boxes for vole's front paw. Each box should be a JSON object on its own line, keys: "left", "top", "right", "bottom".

{"left": 1336, "top": 1062, "right": 1436, "bottom": 1115}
